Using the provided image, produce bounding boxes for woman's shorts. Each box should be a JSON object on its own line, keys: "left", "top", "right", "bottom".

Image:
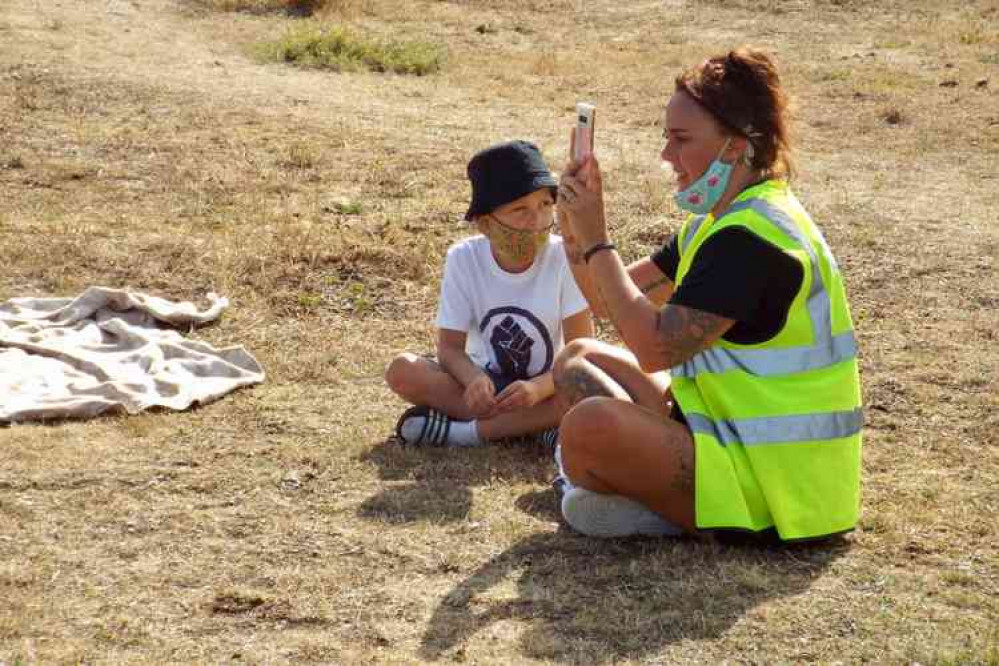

{"left": 669, "top": 400, "right": 688, "bottom": 427}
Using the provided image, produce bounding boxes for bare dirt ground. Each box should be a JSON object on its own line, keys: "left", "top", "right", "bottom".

{"left": 1, "top": 0, "right": 997, "bottom": 663}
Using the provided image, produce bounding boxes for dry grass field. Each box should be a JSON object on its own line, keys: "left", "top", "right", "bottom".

{"left": 1, "top": 0, "right": 998, "bottom": 663}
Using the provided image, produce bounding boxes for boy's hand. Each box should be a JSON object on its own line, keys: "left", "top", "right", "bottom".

{"left": 493, "top": 380, "right": 542, "bottom": 414}
{"left": 464, "top": 372, "right": 497, "bottom": 417}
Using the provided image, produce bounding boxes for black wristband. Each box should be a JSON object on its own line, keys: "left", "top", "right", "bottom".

{"left": 583, "top": 242, "right": 617, "bottom": 263}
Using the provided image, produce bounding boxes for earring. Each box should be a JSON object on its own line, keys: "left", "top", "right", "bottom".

{"left": 742, "top": 141, "right": 756, "bottom": 167}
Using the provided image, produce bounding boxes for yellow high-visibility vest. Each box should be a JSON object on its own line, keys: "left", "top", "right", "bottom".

{"left": 671, "top": 180, "right": 863, "bottom": 541}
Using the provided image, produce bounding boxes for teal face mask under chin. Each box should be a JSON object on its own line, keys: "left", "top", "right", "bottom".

{"left": 672, "top": 140, "right": 734, "bottom": 215}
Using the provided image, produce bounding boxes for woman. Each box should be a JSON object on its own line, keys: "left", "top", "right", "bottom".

{"left": 553, "top": 47, "right": 863, "bottom": 542}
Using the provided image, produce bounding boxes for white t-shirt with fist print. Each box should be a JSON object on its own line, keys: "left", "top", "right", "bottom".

{"left": 436, "top": 235, "right": 588, "bottom": 381}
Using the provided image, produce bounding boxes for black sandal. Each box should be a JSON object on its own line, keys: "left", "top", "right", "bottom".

{"left": 538, "top": 427, "right": 559, "bottom": 450}
{"left": 394, "top": 405, "right": 452, "bottom": 447}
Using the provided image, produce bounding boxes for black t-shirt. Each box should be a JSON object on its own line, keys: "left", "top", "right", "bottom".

{"left": 650, "top": 227, "right": 803, "bottom": 345}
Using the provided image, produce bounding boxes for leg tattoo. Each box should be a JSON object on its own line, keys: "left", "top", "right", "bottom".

{"left": 555, "top": 364, "right": 618, "bottom": 407}
{"left": 669, "top": 434, "right": 695, "bottom": 495}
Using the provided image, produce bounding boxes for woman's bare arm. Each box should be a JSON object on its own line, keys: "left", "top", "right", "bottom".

{"left": 585, "top": 249, "right": 734, "bottom": 373}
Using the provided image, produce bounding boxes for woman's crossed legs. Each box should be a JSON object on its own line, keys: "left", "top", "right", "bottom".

{"left": 553, "top": 339, "right": 696, "bottom": 533}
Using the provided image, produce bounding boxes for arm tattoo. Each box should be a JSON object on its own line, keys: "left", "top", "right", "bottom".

{"left": 653, "top": 305, "right": 733, "bottom": 369}
{"left": 554, "top": 364, "right": 618, "bottom": 407}
{"left": 639, "top": 276, "right": 671, "bottom": 295}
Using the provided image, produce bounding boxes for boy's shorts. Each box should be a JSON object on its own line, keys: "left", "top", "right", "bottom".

{"left": 483, "top": 365, "right": 517, "bottom": 395}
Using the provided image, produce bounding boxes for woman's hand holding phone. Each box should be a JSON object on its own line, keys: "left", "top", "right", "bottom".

{"left": 559, "top": 104, "right": 608, "bottom": 250}
{"left": 556, "top": 130, "right": 583, "bottom": 262}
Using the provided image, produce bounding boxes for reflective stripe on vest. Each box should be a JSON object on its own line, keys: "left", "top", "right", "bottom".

{"left": 686, "top": 407, "right": 864, "bottom": 447}
{"left": 680, "top": 214, "right": 708, "bottom": 253}
{"left": 674, "top": 199, "right": 856, "bottom": 379}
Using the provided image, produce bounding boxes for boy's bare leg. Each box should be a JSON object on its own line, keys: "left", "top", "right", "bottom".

{"left": 476, "top": 397, "right": 560, "bottom": 441}
{"left": 384, "top": 353, "right": 476, "bottom": 420}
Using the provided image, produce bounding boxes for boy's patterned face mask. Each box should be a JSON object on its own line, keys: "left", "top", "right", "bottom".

{"left": 485, "top": 215, "right": 550, "bottom": 266}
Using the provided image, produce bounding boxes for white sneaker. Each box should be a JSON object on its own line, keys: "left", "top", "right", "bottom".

{"left": 560, "top": 486, "right": 683, "bottom": 538}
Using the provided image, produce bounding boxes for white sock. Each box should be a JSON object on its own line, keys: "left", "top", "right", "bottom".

{"left": 448, "top": 419, "right": 485, "bottom": 447}
{"left": 399, "top": 414, "right": 484, "bottom": 447}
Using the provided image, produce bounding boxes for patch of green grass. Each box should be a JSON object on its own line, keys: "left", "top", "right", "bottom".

{"left": 343, "top": 281, "right": 373, "bottom": 314}
{"left": 257, "top": 25, "right": 444, "bottom": 75}
{"left": 873, "top": 37, "right": 911, "bottom": 49}
{"left": 333, "top": 200, "right": 362, "bottom": 215}
{"left": 818, "top": 67, "right": 851, "bottom": 83}
{"left": 940, "top": 570, "right": 976, "bottom": 587}
{"left": 855, "top": 65, "right": 925, "bottom": 93}
{"left": 297, "top": 292, "right": 323, "bottom": 308}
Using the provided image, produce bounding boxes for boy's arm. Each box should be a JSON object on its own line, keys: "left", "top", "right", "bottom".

{"left": 437, "top": 328, "right": 496, "bottom": 416}
{"left": 629, "top": 256, "right": 676, "bottom": 307}
{"left": 436, "top": 328, "right": 481, "bottom": 387}
{"left": 563, "top": 307, "right": 595, "bottom": 342}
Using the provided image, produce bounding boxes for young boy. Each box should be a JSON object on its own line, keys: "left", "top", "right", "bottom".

{"left": 385, "top": 140, "right": 593, "bottom": 447}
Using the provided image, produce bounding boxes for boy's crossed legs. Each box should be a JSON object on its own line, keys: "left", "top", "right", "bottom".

{"left": 385, "top": 353, "right": 560, "bottom": 447}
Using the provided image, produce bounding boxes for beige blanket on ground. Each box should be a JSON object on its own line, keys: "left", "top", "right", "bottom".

{"left": 0, "top": 287, "right": 265, "bottom": 423}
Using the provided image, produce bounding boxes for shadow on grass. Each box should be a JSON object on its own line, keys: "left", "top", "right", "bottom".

{"left": 356, "top": 437, "right": 554, "bottom": 524}
{"left": 419, "top": 530, "right": 851, "bottom": 663}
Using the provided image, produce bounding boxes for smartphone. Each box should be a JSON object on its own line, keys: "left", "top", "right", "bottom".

{"left": 573, "top": 102, "right": 596, "bottom": 163}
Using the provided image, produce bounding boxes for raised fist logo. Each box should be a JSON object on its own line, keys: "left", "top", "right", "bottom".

{"left": 490, "top": 315, "right": 534, "bottom": 380}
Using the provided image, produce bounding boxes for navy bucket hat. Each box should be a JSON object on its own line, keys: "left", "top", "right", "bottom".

{"left": 464, "top": 140, "right": 558, "bottom": 221}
